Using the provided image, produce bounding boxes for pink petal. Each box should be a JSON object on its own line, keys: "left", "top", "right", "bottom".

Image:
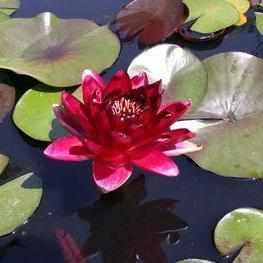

{"left": 105, "top": 70, "right": 132, "bottom": 96}
{"left": 131, "top": 149, "right": 179, "bottom": 177}
{"left": 164, "top": 141, "right": 202, "bottom": 157}
{"left": 131, "top": 72, "right": 148, "bottom": 89}
{"left": 44, "top": 136, "right": 91, "bottom": 161}
{"left": 81, "top": 69, "right": 105, "bottom": 105}
{"left": 93, "top": 160, "right": 133, "bottom": 192}
{"left": 168, "top": 128, "right": 195, "bottom": 144}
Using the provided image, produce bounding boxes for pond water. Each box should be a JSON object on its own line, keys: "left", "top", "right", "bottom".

{"left": 0, "top": 1, "right": 263, "bottom": 262}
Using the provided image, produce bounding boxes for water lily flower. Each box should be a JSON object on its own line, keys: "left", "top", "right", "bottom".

{"left": 44, "top": 69, "right": 201, "bottom": 192}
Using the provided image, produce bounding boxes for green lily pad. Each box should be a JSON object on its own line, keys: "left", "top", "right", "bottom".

{"left": 183, "top": 0, "right": 240, "bottom": 33}
{"left": 0, "top": 154, "right": 9, "bottom": 175}
{"left": 0, "top": 12, "right": 120, "bottom": 87}
{"left": 128, "top": 44, "right": 207, "bottom": 111}
{"left": 0, "top": 172, "right": 42, "bottom": 236}
{"left": 0, "top": 0, "right": 20, "bottom": 16}
{"left": 0, "top": 83, "right": 15, "bottom": 122}
{"left": 13, "top": 85, "right": 66, "bottom": 141}
{"left": 185, "top": 52, "right": 263, "bottom": 178}
{"left": 255, "top": 12, "right": 263, "bottom": 35}
{"left": 177, "top": 260, "right": 215, "bottom": 263}
{"left": 214, "top": 208, "right": 263, "bottom": 263}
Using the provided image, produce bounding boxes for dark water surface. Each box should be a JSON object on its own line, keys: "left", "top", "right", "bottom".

{"left": 0, "top": 1, "right": 263, "bottom": 263}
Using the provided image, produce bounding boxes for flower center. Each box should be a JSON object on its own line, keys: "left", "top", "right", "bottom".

{"left": 110, "top": 97, "right": 143, "bottom": 121}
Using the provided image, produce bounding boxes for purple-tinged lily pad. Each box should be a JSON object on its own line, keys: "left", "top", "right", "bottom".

{"left": 0, "top": 12, "right": 120, "bottom": 87}
{"left": 0, "top": 83, "right": 15, "bottom": 122}
{"left": 215, "top": 208, "right": 263, "bottom": 263}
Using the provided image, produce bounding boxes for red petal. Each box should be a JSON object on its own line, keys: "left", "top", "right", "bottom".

{"left": 105, "top": 70, "right": 132, "bottom": 97}
{"left": 131, "top": 72, "right": 148, "bottom": 89}
{"left": 61, "top": 92, "right": 95, "bottom": 137}
{"left": 157, "top": 100, "right": 192, "bottom": 131}
{"left": 166, "top": 128, "right": 195, "bottom": 144}
{"left": 93, "top": 160, "right": 133, "bottom": 192}
{"left": 144, "top": 80, "right": 162, "bottom": 110}
{"left": 131, "top": 149, "right": 179, "bottom": 176}
{"left": 164, "top": 141, "right": 202, "bottom": 157}
{"left": 82, "top": 69, "right": 105, "bottom": 105}
{"left": 44, "top": 136, "right": 92, "bottom": 161}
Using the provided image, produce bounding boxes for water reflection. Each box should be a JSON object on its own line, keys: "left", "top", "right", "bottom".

{"left": 79, "top": 177, "right": 188, "bottom": 263}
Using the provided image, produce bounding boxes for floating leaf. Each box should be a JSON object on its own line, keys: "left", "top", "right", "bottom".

{"left": 177, "top": 260, "right": 215, "bottom": 263}
{"left": 112, "top": 0, "right": 187, "bottom": 45}
{"left": 0, "top": 172, "right": 42, "bottom": 236}
{"left": 0, "top": 0, "right": 20, "bottom": 16}
{"left": 214, "top": 208, "right": 263, "bottom": 263}
{"left": 0, "top": 154, "right": 9, "bottom": 175}
{"left": 0, "top": 12, "right": 120, "bottom": 87}
{"left": 183, "top": 0, "right": 240, "bottom": 33}
{"left": 225, "top": 0, "right": 250, "bottom": 26}
{"left": 185, "top": 52, "right": 263, "bottom": 178}
{"left": 256, "top": 12, "right": 263, "bottom": 34}
{"left": 13, "top": 85, "right": 66, "bottom": 141}
{"left": 128, "top": 44, "right": 207, "bottom": 111}
{"left": 0, "top": 83, "right": 15, "bottom": 122}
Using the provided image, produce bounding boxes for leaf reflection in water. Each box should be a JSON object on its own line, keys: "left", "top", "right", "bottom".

{"left": 79, "top": 176, "right": 188, "bottom": 263}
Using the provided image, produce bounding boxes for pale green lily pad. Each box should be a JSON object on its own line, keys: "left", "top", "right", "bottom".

{"left": 0, "top": 0, "right": 20, "bottom": 16}
{"left": 128, "top": 44, "right": 207, "bottom": 111}
{"left": 255, "top": 12, "right": 263, "bottom": 35}
{"left": 185, "top": 52, "right": 263, "bottom": 178}
{"left": 0, "top": 12, "right": 120, "bottom": 87}
{"left": 177, "top": 260, "right": 215, "bottom": 263}
{"left": 214, "top": 208, "right": 263, "bottom": 263}
{"left": 0, "top": 172, "right": 42, "bottom": 236}
{"left": 13, "top": 85, "right": 66, "bottom": 141}
{"left": 0, "top": 83, "right": 15, "bottom": 122}
{"left": 0, "top": 154, "right": 9, "bottom": 175}
{"left": 183, "top": 0, "right": 240, "bottom": 33}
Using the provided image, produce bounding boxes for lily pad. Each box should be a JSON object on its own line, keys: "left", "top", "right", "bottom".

{"left": 255, "top": 12, "right": 263, "bottom": 34}
{"left": 0, "top": 172, "right": 42, "bottom": 236}
{"left": 183, "top": 0, "right": 240, "bottom": 33}
{"left": 128, "top": 44, "right": 207, "bottom": 111}
{"left": 112, "top": 0, "right": 187, "bottom": 45}
{"left": 214, "top": 208, "right": 263, "bottom": 263}
{"left": 177, "top": 260, "right": 215, "bottom": 263}
{"left": 0, "top": 12, "right": 120, "bottom": 87}
{"left": 0, "top": 0, "right": 20, "bottom": 16}
{"left": 0, "top": 154, "right": 9, "bottom": 175}
{"left": 13, "top": 85, "right": 66, "bottom": 141}
{"left": 0, "top": 83, "right": 15, "bottom": 122}
{"left": 186, "top": 52, "right": 263, "bottom": 178}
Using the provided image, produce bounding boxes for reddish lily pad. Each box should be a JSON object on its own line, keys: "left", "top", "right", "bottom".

{"left": 214, "top": 208, "right": 263, "bottom": 263}
{"left": 112, "top": 0, "right": 187, "bottom": 45}
{"left": 183, "top": 52, "right": 263, "bottom": 178}
{"left": 128, "top": 44, "right": 207, "bottom": 111}
{"left": 183, "top": 0, "right": 240, "bottom": 33}
{"left": 0, "top": 12, "right": 120, "bottom": 87}
{"left": 0, "top": 172, "right": 42, "bottom": 236}
{"left": 0, "top": 83, "right": 15, "bottom": 122}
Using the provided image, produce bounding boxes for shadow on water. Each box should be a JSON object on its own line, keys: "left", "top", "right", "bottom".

{"left": 78, "top": 176, "right": 188, "bottom": 263}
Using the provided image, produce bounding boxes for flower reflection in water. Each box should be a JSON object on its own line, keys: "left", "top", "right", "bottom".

{"left": 78, "top": 176, "right": 188, "bottom": 263}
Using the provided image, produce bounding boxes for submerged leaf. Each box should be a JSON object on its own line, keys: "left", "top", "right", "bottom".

{"left": 214, "top": 208, "right": 263, "bottom": 263}
{"left": 0, "top": 12, "right": 120, "bottom": 87}
{"left": 0, "top": 83, "right": 15, "bottom": 122}
{"left": 112, "top": 0, "right": 187, "bottom": 45}
{"left": 0, "top": 172, "right": 42, "bottom": 236}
